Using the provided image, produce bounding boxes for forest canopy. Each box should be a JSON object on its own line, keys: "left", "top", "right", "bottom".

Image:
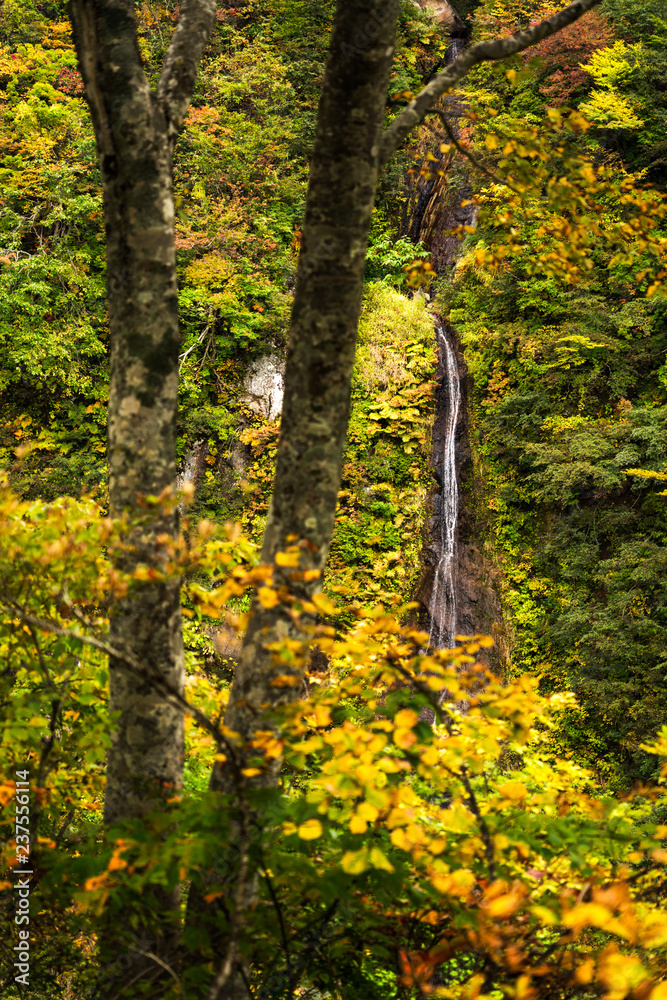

{"left": 0, "top": 1, "right": 666, "bottom": 999}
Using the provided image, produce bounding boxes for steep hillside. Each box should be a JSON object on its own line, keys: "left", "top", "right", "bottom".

{"left": 432, "top": 0, "right": 667, "bottom": 784}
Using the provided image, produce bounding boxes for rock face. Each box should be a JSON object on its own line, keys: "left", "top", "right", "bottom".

{"left": 415, "top": 0, "right": 466, "bottom": 35}
{"left": 416, "top": 315, "right": 506, "bottom": 666}
{"left": 176, "top": 438, "right": 209, "bottom": 499}
{"left": 242, "top": 353, "right": 285, "bottom": 421}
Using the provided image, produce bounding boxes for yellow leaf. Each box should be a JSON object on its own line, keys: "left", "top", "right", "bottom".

{"left": 394, "top": 728, "right": 417, "bottom": 749}
{"left": 84, "top": 875, "right": 112, "bottom": 892}
{"left": 516, "top": 975, "right": 534, "bottom": 1000}
{"left": 313, "top": 705, "right": 331, "bottom": 727}
{"left": 241, "top": 768, "right": 262, "bottom": 777}
{"left": 531, "top": 905, "right": 558, "bottom": 926}
{"left": 297, "top": 819, "right": 322, "bottom": 840}
{"left": 420, "top": 746, "right": 439, "bottom": 766}
{"left": 312, "top": 593, "right": 335, "bottom": 615}
{"left": 563, "top": 902, "right": 614, "bottom": 931}
{"left": 357, "top": 801, "right": 379, "bottom": 822}
{"left": 276, "top": 550, "right": 300, "bottom": 567}
{"left": 369, "top": 846, "right": 394, "bottom": 871}
{"left": 349, "top": 815, "right": 367, "bottom": 834}
{"left": 498, "top": 781, "right": 528, "bottom": 801}
{"left": 431, "top": 869, "right": 475, "bottom": 898}
{"left": 575, "top": 959, "right": 595, "bottom": 985}
{"left": 390, "top": 827, "right": 411, "bottom": 851}
{"left": 484, "top": 891, "right": 523, "bottom": 918}
{"left": 395, "top": 709, "right": 418, "bottom": 728}
{"left": 258, "top": 587, "right": 279, "bottom": 608}
{"left": 342, "top": 848, "right": 369, "bottom": 875}
{"left": 107, "top": 855, "right": 127, "bottom": 872}
{"left": 640, "top": 914, "right": 667, "bottom": 948}
{"left": 270, "top": 674, "right": 301, "bottom": 687}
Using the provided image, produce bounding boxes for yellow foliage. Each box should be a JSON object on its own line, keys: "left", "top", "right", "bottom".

{"left": 297, "top": 819, "right": 323, "bottom": 840}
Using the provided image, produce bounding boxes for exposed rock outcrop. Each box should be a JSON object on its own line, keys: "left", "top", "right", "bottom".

{"left": 416, "top": 0, "right": 466, "bottom": 36}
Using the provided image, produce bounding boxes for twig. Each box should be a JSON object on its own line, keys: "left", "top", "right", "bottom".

{"left": 31, "top": 696, "right": 64, "bottom": 851}
{"left": 132, "top": 949, "right": 182, "bottom": 988}
{"left": 54, "top": 808, "right": 76, "bottom": 849}
{"left": 207, "top": 792, "right": 252, "bottom": 1000}
{"left": 5, "top": 598, "right": 243, "bottom": 773}
{"left": 24, "top": 621, "right": 56, "bottom": 689}
{"left": 283, "top": 900, "right": 339, "bottom": 1000}
{"left": 179, "top": 324, "right": 210, "bottom": 368}
{"left": 458, "top": 766, "right": 496, "bottom": 883}
{"left": 379, "top": 0, "right": 603, "bottom": 165}
{"left": 431, "top": 109, "right": 522, "bottom": 196}
{"left": 260, "top": 854, "right": 292, "bottom": 970}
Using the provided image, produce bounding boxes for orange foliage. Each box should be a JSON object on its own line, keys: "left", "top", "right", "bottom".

{"left": 525, "top": 8, "right": 614, "bottom": 105}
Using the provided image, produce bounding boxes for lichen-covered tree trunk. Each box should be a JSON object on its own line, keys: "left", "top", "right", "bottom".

{"left": 69, "top": 0, "right": 215, "bottom": 990}
{"left": 184, "top": 3, "right": 401, "bottom": 996}
{"left": 218, "top": 0, "right": 400, "bottom": 773}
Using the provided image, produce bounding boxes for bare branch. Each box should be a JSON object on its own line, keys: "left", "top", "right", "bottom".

{"left": 5, "top": 599, "right": 241, "bottom": 766}
{"left": 260, "top": 855, "right": 292, "bottom": 970}
{"left": 379, "top": 0, "right": 602, "bottom": 166}
{"left": 132, "top": 949, "right": 182, "bottom": 988}
{"left": 156, "top": 0, "right": 218, "bottom": 144}
{"left": 24, "top": 620, "right": 56, "bottom": 689}
{"left": 430, "top": 109, "right": 521, "bottom": 195}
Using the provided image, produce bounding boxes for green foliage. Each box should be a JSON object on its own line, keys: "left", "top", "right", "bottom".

{"left": 0, "top": 483, "right": 666, "bottom": 999}
{"left": 328, "top": 284, "right": 436, "bottom": 606}
{"left": 365, "top": 220, "right": 431, "bottom": 287}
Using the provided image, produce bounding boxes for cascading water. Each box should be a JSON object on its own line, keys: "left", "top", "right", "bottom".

{"left": 409, "top": 3, "right": 496, "bottom": 653}
{"left": 427, "top": 321, "right": 462, "bottom": 648}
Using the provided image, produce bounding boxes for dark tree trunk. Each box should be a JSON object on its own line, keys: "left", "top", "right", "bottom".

{"left": 184, "top": 2, "right": 401, "bottom": 996}
{"left": 69, "top": 0, "right": 215, "bottom": 991}
{"left": 220, "top": 0, "right": 401, "bottom": 756}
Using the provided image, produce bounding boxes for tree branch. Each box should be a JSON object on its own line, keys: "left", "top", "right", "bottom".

{"left": 430, "top": 109, "right": 521, "bottom": 195}
{"left": 156, "top": 0, "right": 218, "bottom": 145}
{"left": 5, "top": 597, "right": 242, "bottom": 769}
{"left": 379, "top": 0, "right": 602, "bottom": 166}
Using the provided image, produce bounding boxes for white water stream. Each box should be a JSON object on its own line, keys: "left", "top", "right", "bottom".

{"left": 428, "top": 322, "right": 461, "bottom": 648}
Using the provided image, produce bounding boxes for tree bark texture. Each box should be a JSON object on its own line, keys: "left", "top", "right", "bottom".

{"left": 218, "top": 0, "right": 400, "bottom": 772}
{"left": 185, "top": 2, "right": 400, "bottom": 996}
{"left": 69, "top": 0, "right": 215, "bottom": 991}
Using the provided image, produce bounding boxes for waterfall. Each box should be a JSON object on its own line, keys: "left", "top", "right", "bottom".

{"left": 428, "top": 321, "right": 462, "bottom": 648}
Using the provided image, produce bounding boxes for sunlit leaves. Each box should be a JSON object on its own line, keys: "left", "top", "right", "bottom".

{"left": 459, "top": 107, "right": 667, "bottom": 295}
